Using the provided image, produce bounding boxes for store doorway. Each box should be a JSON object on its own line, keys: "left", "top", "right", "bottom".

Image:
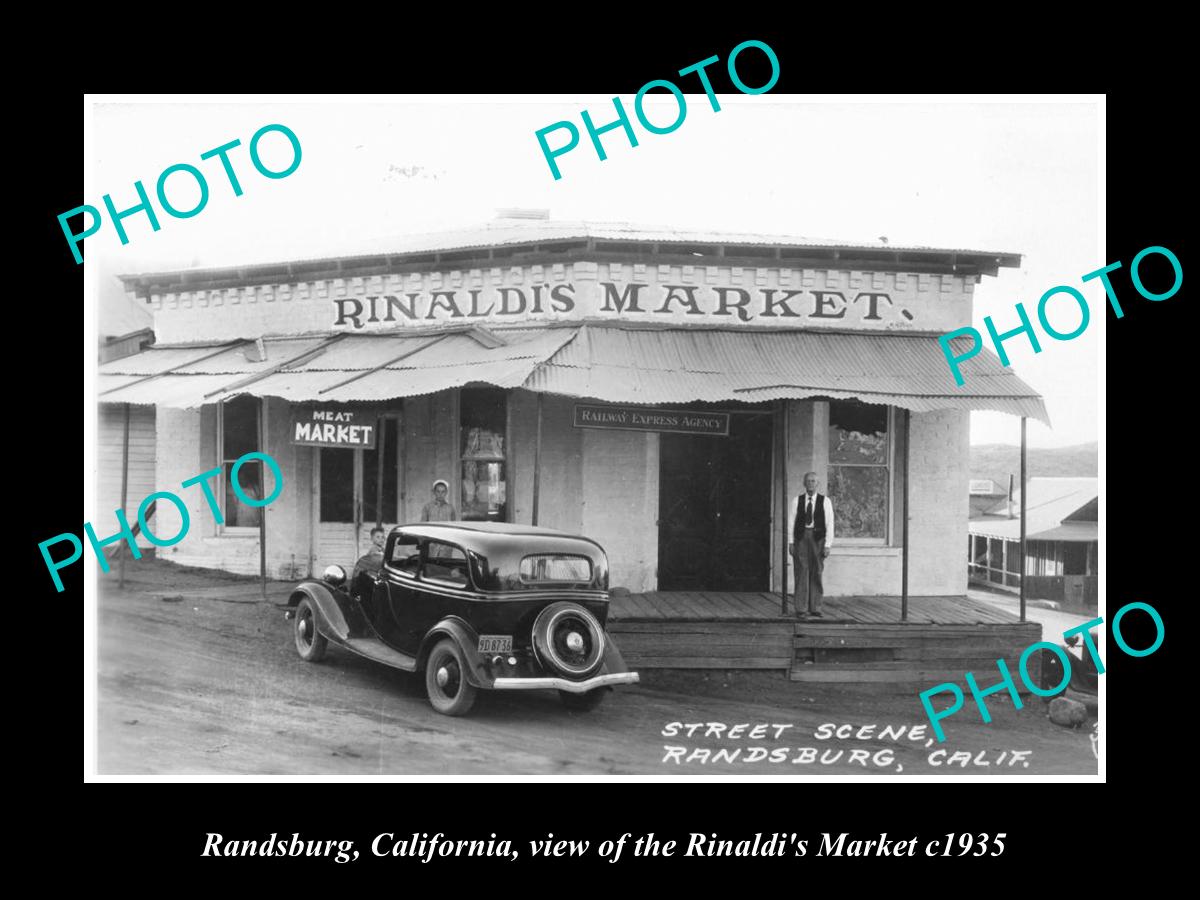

{"left": 657, "top": 412, "right": 773, "bottom": 592}
{"left": 314, "top": 416, "right": 399, "bottom": 573}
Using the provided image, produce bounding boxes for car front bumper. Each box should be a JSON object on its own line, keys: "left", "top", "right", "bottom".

{"left": 491, "top": 672, "right": 640, "bottom": 693}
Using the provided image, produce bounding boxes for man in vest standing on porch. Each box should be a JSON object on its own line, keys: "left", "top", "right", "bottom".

{"left": 788, "top": 471, "right": 835, "bottom": 617}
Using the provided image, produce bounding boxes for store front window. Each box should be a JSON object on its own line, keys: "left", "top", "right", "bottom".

{"left": 219, "top": 395, "right": 261, "bottom": 530}
{"left": 460, "top": 388, "right": 507, "bottom": 521}
{"left": 827, "top": 401, "right": 891, "bottom": 542}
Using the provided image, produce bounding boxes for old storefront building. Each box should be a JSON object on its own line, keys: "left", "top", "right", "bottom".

{"left": 98, "top": 219, "right": 1049, "bottom": 685}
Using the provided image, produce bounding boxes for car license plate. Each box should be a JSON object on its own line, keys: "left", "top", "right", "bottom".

{"left": 478, "top": 635, "right": 512, "bottom": 654}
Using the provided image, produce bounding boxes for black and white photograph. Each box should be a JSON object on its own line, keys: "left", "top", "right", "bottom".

{"left": 81, "top": 92, "right": 1105, "bottom": 779}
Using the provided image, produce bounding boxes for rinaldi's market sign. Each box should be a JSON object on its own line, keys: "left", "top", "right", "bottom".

{"left": 292, "top": 406, "right": 378, "bottom": 448}
{"left": 332, "top": 281, "right": 916, "bottom": 330}
{"left": 142, "top": 263, "right": 977, "bottom": 343}
{"left": 573, "top": 404, "right": 730, "bottom": 436}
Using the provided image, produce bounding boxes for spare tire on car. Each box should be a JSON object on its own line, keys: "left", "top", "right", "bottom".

{"left": 531, "top": 601, "right": 606, "bottom": 678}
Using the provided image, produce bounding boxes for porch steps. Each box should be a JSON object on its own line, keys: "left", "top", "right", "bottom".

{"left": 788, "top": 621, "right": 1042, "bottom": 690}
{"left": 606, "top": 592, "right": 1043, "bottom": 691}
{"left": 610, "top": 621, "right": 793, "bottom": 670}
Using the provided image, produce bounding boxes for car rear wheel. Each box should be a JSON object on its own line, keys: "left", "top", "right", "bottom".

{"left": 558, "top": 688, "right": 608, "bottom": 712}
{"left": 425, "top": 638, "right": 478, "bottom": 716}
{"left": 294, "top": 597, "right": 328, "bottom": 662}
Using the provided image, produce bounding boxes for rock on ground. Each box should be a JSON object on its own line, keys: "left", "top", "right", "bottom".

{"left": 1048, "top": 696, "right": 1089, "bottom": 728}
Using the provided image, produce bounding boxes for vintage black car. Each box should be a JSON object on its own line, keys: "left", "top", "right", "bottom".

{"left": 283, "top": 522, "right": 639, "bottom": 716}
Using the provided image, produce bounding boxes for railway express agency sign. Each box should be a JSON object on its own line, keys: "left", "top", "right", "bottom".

{"left": 573, "top": 404, "right": 730, "bottom": 436}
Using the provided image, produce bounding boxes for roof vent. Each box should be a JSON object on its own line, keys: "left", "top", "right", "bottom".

{"left": 244, "top": 337, "right": 268, "bottom": 363}
{"left": 494, "top": 208, "right": 550, "bottom": 220}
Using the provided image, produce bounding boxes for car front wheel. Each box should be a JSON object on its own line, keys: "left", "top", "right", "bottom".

{"left": 425, "top": 638, "right": 478, "bottom": 716}
{"left": 294, "top": 597, "right": 328, "bottom": 662}
{"left": 559, "top": 688, "right": 608, "bottom": 712}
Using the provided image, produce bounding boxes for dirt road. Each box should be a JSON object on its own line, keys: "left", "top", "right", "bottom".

{"left": 95, "top": 563, "right": 1098, "bottom": 777}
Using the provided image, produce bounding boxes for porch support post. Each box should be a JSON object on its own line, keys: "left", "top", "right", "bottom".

{"left": 374, "top": 416, "right": 386, "bottom": 527}
{"left": 1019, "top": 416, "right": 1027, "bottom": 622}
{"left": 532, "top": 393, "right": 543, "bottom": 526}
{"left": 901, "top": 407, "right": 910, "bottom": 622}
{"left": 259, "top": 397, "right": 268, "bottom": 601}
{"left": 779, "top": 401, "right": 789, "bottom": 615}
{"left": 118, "top": 403, "right": 131, "bottom": 589}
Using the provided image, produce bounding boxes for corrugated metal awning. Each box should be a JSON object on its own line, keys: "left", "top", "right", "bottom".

{"left": 524, "top": 325, "right": 1049, "bottom": 424}
{"left": 99, "top": 324, "right": 1047, "bottom": 423}
{"left": 98, "top": 328, "right": 580, "bottom": 408}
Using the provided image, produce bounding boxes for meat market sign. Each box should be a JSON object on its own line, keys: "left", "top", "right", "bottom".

{"left": 292, "top": 406, "right": 378, "bottom": 448}
{"left": 573, "top": 404, "right": 729, "bottom": 436}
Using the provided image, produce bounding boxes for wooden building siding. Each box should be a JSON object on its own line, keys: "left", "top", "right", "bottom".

{"left": 97, "top": 404, "right": 157, "bottom": 548}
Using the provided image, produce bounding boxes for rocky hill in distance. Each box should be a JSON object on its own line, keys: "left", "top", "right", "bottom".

{"left": 970, "top": 441, "right": 1097, "bottom": 491}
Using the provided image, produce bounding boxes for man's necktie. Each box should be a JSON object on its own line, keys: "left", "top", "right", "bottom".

{"left": 806, "top": 497, "right": 814, "bottom": 526}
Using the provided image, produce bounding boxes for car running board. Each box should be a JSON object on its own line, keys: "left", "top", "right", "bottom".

{"left": 340, "top": 637, "right": 418, "bottom": 673}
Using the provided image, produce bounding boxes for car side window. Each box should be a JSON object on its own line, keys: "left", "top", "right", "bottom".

{"left": 387, "top": 534, "right": 421, "bottom": 577}
{"left": 422, "top": 540, "right": 470, "bottom": 587}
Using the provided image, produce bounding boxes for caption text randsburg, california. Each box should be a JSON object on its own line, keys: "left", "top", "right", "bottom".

{"left": 202, "top": 830, "right": 1008, "bottom": 863}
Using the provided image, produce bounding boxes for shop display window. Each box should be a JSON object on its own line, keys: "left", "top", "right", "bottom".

{"left": 460, "top": 388, "right": 507, "bottom": 521}
{"left": 218, "top": 395, "right": 262, "bottom": 530}
{"left": 827, "top": 401, "right": 891, "bottom": 541}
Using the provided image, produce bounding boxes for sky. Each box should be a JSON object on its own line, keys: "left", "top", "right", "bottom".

{"left": 90, "top": 96, "right": 1101, "bottom": 448}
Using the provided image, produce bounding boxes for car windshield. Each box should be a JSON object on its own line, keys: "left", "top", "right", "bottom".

{"left": 389, "top": 536, "right": 420, "bottom": 575}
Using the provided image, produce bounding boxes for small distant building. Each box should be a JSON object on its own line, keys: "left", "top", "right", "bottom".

{"left": 968, "top": 478, "right": 1008, "bottom": 517}
{"left": 968, "top": 477, "right": 1098, "bottom": 611}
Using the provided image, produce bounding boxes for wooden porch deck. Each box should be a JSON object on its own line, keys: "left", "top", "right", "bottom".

{"left": 606, "top": 592, "right": 1042, "bottom": 691}
{"left": 608, "top": 591, "right": 1024, "bottom": 625}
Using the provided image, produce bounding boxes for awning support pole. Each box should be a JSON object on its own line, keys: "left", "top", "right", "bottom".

{"left": 259, "top": 397, "right": 268, "bottom": 601}
{"left": 1019, "top": 416, "right": 1027, "bottom": 623}
{"left": 118, "top": 403, "right": 131, "bottom": 589}
{"left": 779, "top": 400, "right": 789, "bottom": 616}
{"left": 375, "top": 416, "right": 386, "bottom": 527}
{"left": 532, "top": 393, "right": 543, "bottom": 526}
{"left": 901, "top": 407, "right": 910, "bottom": 622}
{"left": 399, "top": 412, "right": 408, "bottom": 521}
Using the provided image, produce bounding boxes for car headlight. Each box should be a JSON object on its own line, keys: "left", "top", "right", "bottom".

{"left": 322, "top": 564, "right": 347, "bottom": 586}
{"left": 531, "top": 602, "right": 605, "bottom": 677}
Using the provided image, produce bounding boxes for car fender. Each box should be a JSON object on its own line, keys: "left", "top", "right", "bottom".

{"left": 287, "top": 581, "right": 370, "bottom": 645}
{"left": 599, "top": 631, "right": 634, "bottom": 676}
{"left": 419, "top": 617, "right": 491, "bottom": 689}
